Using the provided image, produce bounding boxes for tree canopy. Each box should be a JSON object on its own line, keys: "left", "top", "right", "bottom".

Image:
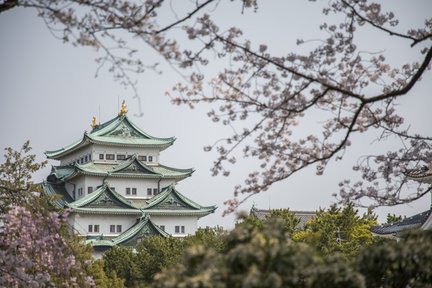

{"left": 1, "top": 1, "right": 431, "bottom": 211}
{"left": 153, "top": 213, "right": 432, "bottom": 288}
{"left": 292, "top": 203, "right": 377, "bottom": 258}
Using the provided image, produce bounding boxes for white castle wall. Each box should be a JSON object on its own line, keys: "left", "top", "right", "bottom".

{"left": 71, "top": 213, "right": 137, "bottom": 237}
{"left": 59, "top": 144, "right": 163, "bottom": 166}
{"left": 66, "top": 174, "right": 180, "bottom": 200}
{"left": 151, "top": 215, "right": 198, "bottom": 236}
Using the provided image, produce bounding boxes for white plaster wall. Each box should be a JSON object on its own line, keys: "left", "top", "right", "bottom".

{"left": 151, "top": 215, "right": 198, "bottom": 236}
{"left": 58, "top": 143, "right": 166, "bottom": 166}
{"left": 82, "top": 175, "right": 104, "bottom": 194}
{"left": 160, "top": 179, "right": 177, "bottom": 188}
{"left": 72, "top": 213, "right": 138, "bottom": 236}
{"left": 65, "top": 182, "right": 76, "bottom": 199}
{"left": 104, "top": 178, "right": 177, "bottom": 199}
{"left": 70, "top": 175, "right": 86, "bottom": 199}
{"left": 91, "top": 144, "right": 161, "bottom": 165}
{"left": 59, "top": 146, "right": 93, "bottom": 166}
{"left": 66, "top": 174, "right": 180, "bottom": 200}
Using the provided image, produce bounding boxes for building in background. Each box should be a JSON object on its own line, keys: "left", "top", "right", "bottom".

{"left": 43, "top": 101, "right": 216, "bottom": 254}
{"left": 250, "top": 206, "right": 316, "bottom": 229}
{"left": 370, "top": 166, "right": 432, "bottom": 238}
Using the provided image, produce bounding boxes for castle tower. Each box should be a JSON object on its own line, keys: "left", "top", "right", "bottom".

{"left": 43, "top": 102, "right": 216, "bottom": 253}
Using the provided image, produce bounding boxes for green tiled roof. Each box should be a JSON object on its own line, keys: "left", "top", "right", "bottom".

{"left": 68, "top": 183, "right": 138, "bottom": 211}
{"left": 50, "top": 156, "right": 193, "bottom": 181}
{"left": 142, "top": 184, "right": 217, "bottom": 217}
{"left": 85, "top": 214, "right": 169, "bottom": 247}
{"left": 45, "top": 115, "right": 175, "bottom": 159}
{"left": 42, "top": 181, "right": 72, "bottom": 208}
{"left": 114, "top": 214, "right": 170, "bottom": 245}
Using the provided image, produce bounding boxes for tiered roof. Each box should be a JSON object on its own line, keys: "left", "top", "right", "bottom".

{"left": 87, "top": 214, "right": 170, "bottom": 247}
{"left": 142, "top": 184, "right": 217, "bottom": 217}
{"left": 67, "top": 183, "right": 141, "bottom": 215}
{"left": 371, "top": 210, "right": 432, "bottom": 236}
{"left": 370, "top": 165, "right": 432, "bottom": 237}
{"left": 250, "top": 207, "right": 316, "bottom": 229}
{"left": 45, "top": 114, "right": 175, "bottom": 159}
{"left": 43, "top": 181, "right": 216, "bottom": 218}
{"left": 49, "top": 155, "right": 193, "bottom": 181}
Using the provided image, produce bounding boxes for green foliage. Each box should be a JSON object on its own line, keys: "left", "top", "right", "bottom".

{"left": 153, "top": 215, "right": 432, "bottom": 288}
{"left": 237, "top": 208, "right": 300, "bottom": 236}
{"left": 103, "top": 246, "right": 141, "bottom": 287}
{"left": 89, "top": 259, "right": 125, "bottom": 288}
{"left": 0, "top": 140, "right": 47, "bottom": 214}
{"left": 102, "top": 227, "right": 228, "bottom": 287}
{"left": 135, "top": 236, "right": 187, "bottom": 283}
{"left": 267, "top": 209, "right": 300, "bottom": 235}
{"left": 356, "top": 230, "right": 432, "bottom": 287}
{"left": 153, "top": 217, "right": 365, "bottom": 288}
{"left": 293, "top": 203, "right": 377, "bottom": 258}
{"left": 184, "top": 226, "right": 227, "bottom": 253}
{"left": 385, "top": 213, "right": 403, "bottom": 224}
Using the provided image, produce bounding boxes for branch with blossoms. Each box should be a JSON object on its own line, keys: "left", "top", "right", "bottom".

{"left": 0, "top": 206, "right": 96, "bottom": 287}
{"left": 1, "top": 0, "right": 431, "bottom": 212}
{"left": 169, "top": 0, "right": 432, "bottom": 212}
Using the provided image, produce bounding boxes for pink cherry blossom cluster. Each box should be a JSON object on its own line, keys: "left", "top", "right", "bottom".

{"left": 0, "top": 206, "right": 95, "bottom": 287}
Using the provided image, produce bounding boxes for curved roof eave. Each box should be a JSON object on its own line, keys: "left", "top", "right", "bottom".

{"left": 45, "top": 135, "right": 91, "bottom": 159}
{"left": 70, "top": 208, "right": 142, "bottom": 215}
{"left": 67, "top": 183, "right": 137, "bottom": 210}
{"left": 45, "top": 115, "right": 177, "bottom": 160}
{"left": 144, "top": 209, "right": 216, "bottom": 217}
{"left": 143, "top": 184, "right": 217, "bottom": 212}
{"left": 91, "top": 115, "right": 175, "bottom": 143}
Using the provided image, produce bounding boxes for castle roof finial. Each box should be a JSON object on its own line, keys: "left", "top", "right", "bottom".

{"left": 119, "top": 100, "right": 128, "bottom": 116}
{"left": 91, "top": 116, "right": 98, "bottom": 129}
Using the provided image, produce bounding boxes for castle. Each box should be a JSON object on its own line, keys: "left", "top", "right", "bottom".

{"left": 43, "top": 101, "right": 216, "bottom": 254}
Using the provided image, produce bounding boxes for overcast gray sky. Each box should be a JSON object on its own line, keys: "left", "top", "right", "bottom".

{"left": 1, "top": 1, "right": 431, "bottom": 228}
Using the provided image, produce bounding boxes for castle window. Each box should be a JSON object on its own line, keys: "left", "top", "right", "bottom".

{"left": 99, "top": 154, "right": 104, "bottom": 160}
{"left": 175, "top": 225, "right": 185, "bottom": 234}
{"left": 117, "top": 154, "right": 126, "bottom": 160}
{"left": 147, "top": 188, "right": 152, "bottom": 196}
{"left": 116, "top": 225, "right": 122, "bottom": 233}
{"left": 87, "top": 186, "right": 93, "bottom": 194}
{"left": 138, "top": 156, "right": 147, "bottom": 161}
{"left": 106, "top": 154, "right": 115, "bottom": 160}
{"left": 88, "top": 224, "right": 99, "bottom": 233}
{"left": 110, "top": 225, "right": 115, "bottom": 233}
{"left": 81, "top": 157, "right": 84, "bottom": 163}
{"left": 148, "top": 156, "right": 153, "bottom": 162}
{"left": 126, "top": 188, "right": 131, "bottom": 195}
{"left": 84, "top": 155, "right": 88, "bottom": 162}
{"left": 88, "top": 154, "right": 92, "bottom": 161}
{"left": 78, "top": 188, "right": 83, "bottom": 196}
{"left": 153, "top": 188, "right": 158, "bottom": 195}
{"left": 160, "top": 225, "right": 165, "bottom": 231}
{"left": 132, "top": 188, "right": 137, "bottom": 195}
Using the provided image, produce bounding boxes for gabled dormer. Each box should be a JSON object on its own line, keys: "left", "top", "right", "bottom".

{"left": 67, "top": 183, "right": 141, "bottom": 215}
{"left": 86, "top": 214, "right": 169, "bottom": 248}
{"left": 142, "top": 184, "right": 217, "bottom": 218}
